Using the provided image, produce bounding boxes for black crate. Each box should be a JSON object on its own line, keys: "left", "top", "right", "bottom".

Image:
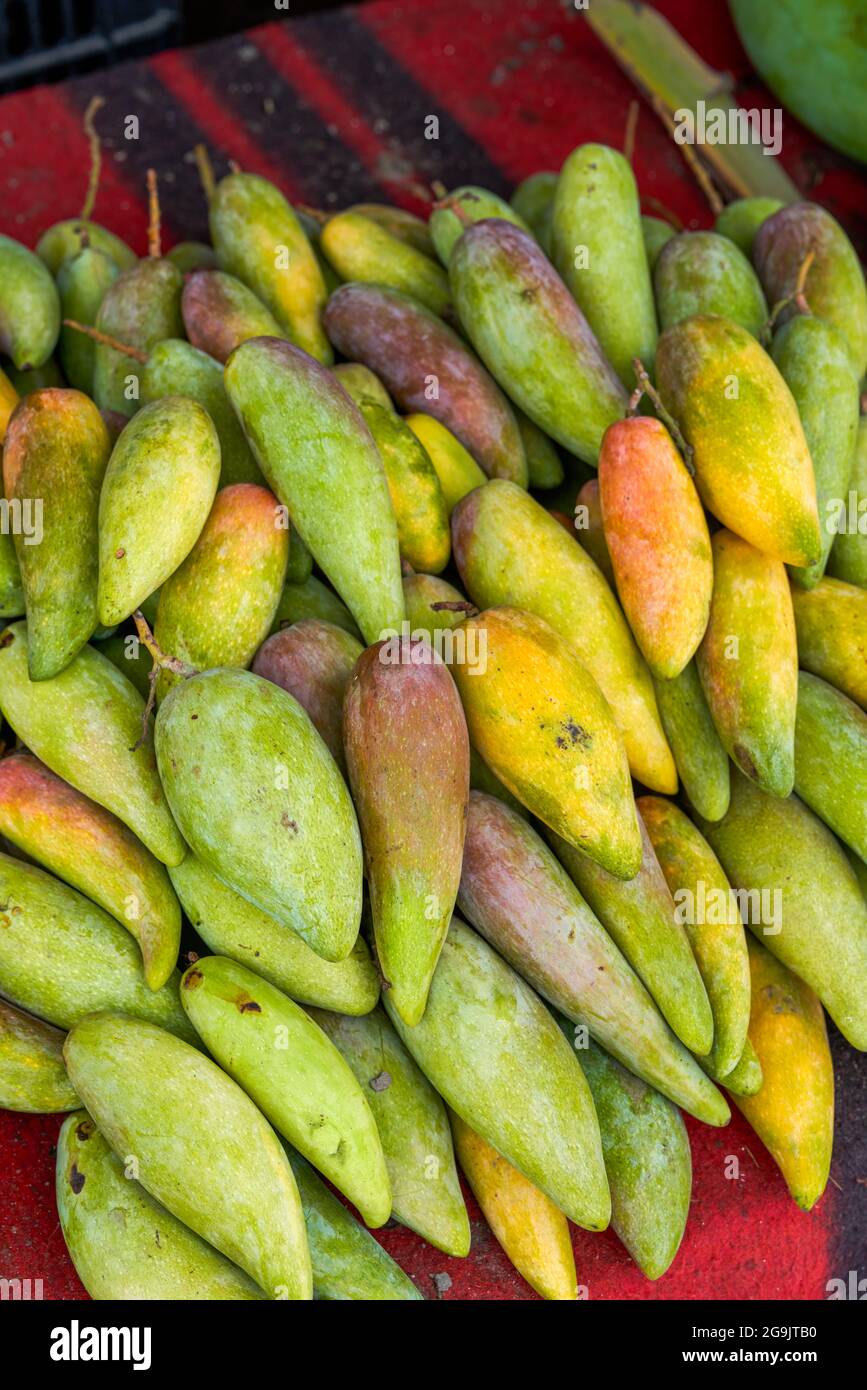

{"left": 0, "top": 0, "right": 182, "bottom": 92}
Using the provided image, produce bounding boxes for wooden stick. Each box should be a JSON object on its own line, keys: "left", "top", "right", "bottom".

{"left": 624, "top": 99, "right": 640, "bottom": 165}
{"left": 146, "top": 169, "right": 161, "bottom": 259}
{"left": 62, "top": 319, "right": 148, "bottom": 363}
{"left": 193, "top": 143, "right": 216, "bottom": 204}
{"left": 630, "top": 357, "right": 695, "bottom": 473}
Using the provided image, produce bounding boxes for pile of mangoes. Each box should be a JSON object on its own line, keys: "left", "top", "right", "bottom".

{"left": 0, "top": 134, "right": 866, "bottom": 1301}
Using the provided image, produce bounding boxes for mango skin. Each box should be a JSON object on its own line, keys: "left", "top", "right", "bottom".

{"left": 430, "top": 185, "right": 533, "bottom": 267}
{"left": 272, "top": 574, "right": 362, "bottom": 641}
{"left": 552, "top": 144, "right": 657, "bottom": 387}
{"left": 0, "top": 752, "right": 181, "bottom": 990}
{"left": 0, "top": 531, "right": 24, "bottom": 618}
{"left": 452, "top": 606, "right": 642, "bottom": 878}
{"left": 0, "top": 1000, "right": 78, "bottom": 1112}
{"left": 510, "top": 171, "right": 557, "bottom": 253}
{"left": 828, "top": 416, "right": 867, "bottom": 589}
{"left": 456, "top": 792, "right": 729, "bottom": 1126}
{"left": 0, "top": 234, "right": 61, "bottom": 370}
{"left": 0, "top": 852, "right": 192, "bottom": 1039}
{"left": 0, "top": 363, "right": 18, "bottom": 440}
{"left": 97, "top": 630, "right": 152, "bottom": 698}
{"left": 324, "top": 282, "right": 527, "bottom": 485}
{"left": 791, "top": 576, "right": 867, "bottom": 708}
{"left": 384, "top": 917, "right": 611, "bottom": 1231}
{"left": 57, "top": 1112, "right": 266, "bottom": 1300}
{"left": 697, "top": 530, "right": 798, "bottom": 797}
{"left": 36, "top": 220, "right": 136, "bottom": 276}
{"left": 64, "top": 1012, "right": 312, "bottom": 1299}
{"left": 352, "top": 398, "right": 450, "bottom": 574}
{"left": 93, "top": 258, "right": 184, "bottom": 416}
{"left": 347, "top": 204, "right": 435, "bottom": 258}
{"left": 452, "top": 479, "right": 676, "bottom": 793}
{"left": 716, "top": 1039, "right": 763, "bottom": 1097}
{"left": 699, "top": 767, "right": 867, "bottom": 1051}
{"left": 225, "top": 337, "right": 404, "bottom": 646}
{"left": 0, "top": 624, "right": 185, "bottom": 866}
{"left": 515, "top": 409, "right": 564, "bottom": 490}
{"left": 404, "top": 413, "right": 486, "bottom": 515}
{"left": 652, "top": 662, "right": 730, "bottom": 822}
{"left": 401, "top": 571, "right": 470, "bottom": 649}
{"left": 656, "top": 316, "right": 822, "bottom": 568}
{"left": 573, "top": 477, "right": 615, "bottom": 586}
{"left": 253, "top": 619, "right": 363, "bottom": 774}
{"left": 714, "top": 198, "right": 783, "bottom": 256}
{"left": 639, "top": 796, "right": 751, "bottom": 1080}
{"left": 654, "top": 231, "right": 767, "bottom": 337}
{"left": 156, "top": 667, "right": 362, "bottom": 962}
{"left": 181, "top": 956, "right": 391, "bottom": 1227}
{"left": 449, "top": 220, "right": 628, "bottom": 465}
{"left": 97, "top": 395, "right": 221, "bottom": 626}
{"left": 794, "top": 671, "right": 867, "bottom": 864}
{"left": 733, "top": 938, "right": 834, "bottom": 1211}
{"left": 167, "top": 241, "right": 219, "bottom": 273}
{"left": 344, "top": 638, "right": 469, "bottom": 1027}
{"left": 3, "top": 388, "right": 110, "bottom": 679}
{"left": 332, "top": 361, "right": 393, "bottom": 411}
{"left": 641, "top": 215, "right": 675, "bottom": 271}
{"left": 210, "top": 171, "right": 331, "bottom": 364}
{"left": 181, "top": 268, "right": 284, "bottom": 364}
{"left": 322, "top": 211, "right": 451, "bottom": 317}
{"left": 56, "top": 245, "right": 119, "bottom": 392}
{"left": 450, "top": 1111, "right": 577, "bottom": 1301}
{"left": 311, "top": 1006, "right": 469, "bottom": 1257}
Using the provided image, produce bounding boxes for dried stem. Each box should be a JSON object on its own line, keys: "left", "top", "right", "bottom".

{"left": 624, "top": 99, "right": 639, "bottom": 165}
{"left": 430, "top": 600, "right": 478, "bottom": 615}
{"left": 63, "top": 319, "right": 148, "bottom": 363}
{"left": 130, "top": 611, "right": 197, "bottom": 751}
{"left": 193, "top": 143, "right": 216, "bottom": 204}
{"left": 297, "top": 203, "right": 328, "bottom": 225}
{"left": 764, "top": 249, "right": 815, "bottom": 342}
{"left": 80, "top": 95, "right": 105, "bottom": 221}
{"left": 641, "top": 195, "right": 683, "bottom": 231}
{"left": 630, "top": 357, "right": 694, "bottom": 473}
{"left": 228, "top": 159, "right": 242, "bottom": 175}
{"left": 648, "top": 91, "right": 724, "bottom": 215}
{"left": 146, "top": 168, "right": 161, "bottom": 259}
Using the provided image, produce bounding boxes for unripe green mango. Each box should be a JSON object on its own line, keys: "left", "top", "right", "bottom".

{"left": 384, "top": 916, "right": 612, "bottom": 1230}
{"left": 510, "top": 171, "right": 557, "bottom": 253}
{"left": 225, "top": 337, "right": 404, "bottom": 646}
{"left": 714, "top": 1039, "right": 763, "bottom": 1097}
{"left": 401, "top": 571, "right": 470, "bottom": 649}
{"left": 551, "top": 144, "right": 657, "bottom": 386}
{"left": 181, "top": 956, "right": 391, "bottom": 1226}
{"left": 96, "top": 630, "right": 152, "bottom": 698}
{"left": 457, "top": 791, "right": 729, "bottom": 1125}
{"left": 698, "top": 767, "right": 867, "bottom": 1050}
{"left": 154, "top": 484, "right": 288, "bottom": 700}
{"left": 253, "top": 619, "right": 363, "bottom": 774}
{"left": 93, "top": 258, "right": 183, "bottom": 416}
{"left": 641, "top": 215, "right": 675, "bottom": 271}
{"left": 155, "top": 667, "right": 362, "bottom": 961}
{"left": 430, "top": 185, "right": 533, "bottom": 267}
{"left": 0, "top": 1000, "right": 78, "bottom": 1112}
{"left": 468, "top": 745, "right": 524, "bottom": 815}
{"left": 793, "top": 671, "right": 867, "bottom": 864}
{"left": 656, "top": 316, "right": 822, "bottom": 568}
{"left": 97, "top": 395, "right": 221, "bottom": 626}
{"left": 714, "top": 197, "right": 784, "bottom": 257}
{"left": 0, "top": 852, "right": 191, "bottom": 1038}
{"left": 272, "top": 573, "right": 362, "bottom": 639}
{"left": 3, "top": 388, "right": 110, "bottom": 679}
{"left": 332, "top": 361, "right": 393, "bottom": 411}
{"left": 310, "top": 1006, "right": 470, "bottom": 1256}
{"left": 404, "top": 413, "right": 486, "bottom": 513}
{"left": 166, "top": 240, "right": 219, "bottom": 273}
{"left": 654, "top": 231, "right": 767, "bottom": 337}
{"left": 828, "top": 416, "right": 867, "bottom": 589}
{"left": 36, "top": 220, "right": 136, "bottom": 275}
{"left": 64, "top": 1012, "right": 312, "bottom": 1298}
{"left": 449, "top": 220, "right": 628, "bottom": 464}
{"left": 0, "top": 623, "right": 185, "bottom": 864}
{"left": 57, "top": 1112, "right": 266, "bottom": 1299}
{"left": 652, "top": 662, "right": 731, "bottom": 822}
{"left": 0, "top": 531, "right": 24, "bottom": 618}
{"left": 771, "top": 316, "right": 860, "bottom": 588}
{"left": 345, "top": 203, "right": 435, "bottom": 257}
{"left": 181, "top": 268, "right": 284, "bottom": 364}
{"left": 515, "top": 408, "right": 564, "bottom": 490}
{"left": 0, "top": 752, "right": 181, "bottom": 990}
{"left": 2, "top": 355, "right": 64, "bottom": 393}
{"left": 210, "top": 172, "right": 331, "bottom": 363}
{"left": 0, "top": 234, "right": 61, "bottom": 370}
{"left": 284, "top": 527, "right": 313, "bottom": 585}
{"left": 322, "top": 211, "right": 451, "bottom": 317}
{"left": 791, "top": 576, "right": 867, "bottom": 708}
{"left": 56, "top": 245, "right": 119, "bottom": 392}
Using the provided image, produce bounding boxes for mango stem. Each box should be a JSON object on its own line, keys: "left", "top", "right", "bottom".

{"left": 80, "top": 95, "right": 105, "bottom": 222}
{"left": 193, "top": 143, "right": 216, "bottom": 204}
{"left": 130, "top": 611, "right": 197, "bottom": 750}
{"left": 430, "top": 600, "right": 479, "bottom": 616}
{"left": 62, "top": 319, "right": 148, "bottom": 364}
{"left": 146, "top": 168, "right": 162, "bottom": 259}
{"left": 624, "top": 99, "right": 639, "bottom": 165}
{"left": 763, "top": 250, "right": 815, "bottom": 343}
{"left": 630, "top": 357, "right": 695, "bottom": 474}
{"left": 297, "top": 203, "right": 328, "bottom": 225}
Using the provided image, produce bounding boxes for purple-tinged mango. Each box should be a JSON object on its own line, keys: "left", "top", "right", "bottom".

{"left": 793, "top": 671, "right": 867, "bottom": 865}
{"left": 93, "top": 257, "right": 183, "bottom": 416}
{"left": 791, "top": 576, "right": 867, "bottom": 709}
{"left": 403, "top": 413, "right": 486, "bottom": 514}
{"left": 654, "top": 231, "right": 766, "bottom": 337}
{"left": 652, "top": 662, "right": 730, "bottom": 822}
{"left": 253, "top": 619, "right": 363, "bottom": 774}
{"left": 828, "top": 415, "right": 867, "bottom": 590}
{"left": 181, "top": 268, "right": 284, "bottom": 364}
{"left": 0, "top": 234, "right": 61, "bottom": 371}
{"left": 1, "top": 1000, "right": 78, "bottom": 1113}
{"left": 714, "top": 197, "right": 783, "bottom": 258}
{"left": 322, "top": 211, "right": 451, "bottom": 317}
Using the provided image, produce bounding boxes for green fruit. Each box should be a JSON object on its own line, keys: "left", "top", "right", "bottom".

{"left": 791, "top": 576, "right": 867, "bottom": 708}
{"left": 652, "top": 662, "right": 731, "bottom": 822}
{"left": 641, "top": 215, "right": 675, "bottom": 271}
{"left": 56, "top": 245, "right": 119, "bottom": 392}
{"left": 714, "top": 197, "right": 784, "bottom": 257}
{"left": 0, "top": 1000, "right": 78, "bottom": 1112}
{"left": 332, "top": 361, "right": 393, "bottom": 411}
{"left": 181, "top": 268, "right": 285, "bottom": 364}
{"left": 0, "top": 234, "right": 61, "bottom": 370}
{"left": 345, "top": 203, "right": 435, "bottom": 257}
{"left": 0, "top": 529, "right": 24, "bottom": 618}
{"left": 166, "top": 241, "right": 219, "bottom": 273}
{"left": 272, "top": 574, "right": 362, "bottom": 640}
{"left": 515, "top": 409, "right": 564, "bottom": 490}
{"left": 321, "top": 211, "right": 451, "bottom": 317}
{"left": 403, "top": 413, "right": 487, "bottom": 514}
{"left": 93, "top": 258, "right": 183, "bottom": 416}
{"left": 430, "top": 185, "right": 533, "bottom": 267}
{"left": 401, "top": 571, "right": 470, "bottom": 649}
{"left": 36, "top": 220, "right": 136, "bottom": 275}
{"left": 828, "top": 416, "right": 867, "bottom": 589}
{"left": 713, "top": 1039, "right": 763, "bottom": 1096}
{"left": 253, "top": 619, "right": 363, "bottom": 775}
{"left": 96, "top": 631, "right": 152, "bottom": 698}
{"left": 654, "top": 231, "right": 767, "bottom": 337}
{"left": 793, "top": 671, "right": 867, "bottom": 864}
{"left": 510, "top": 171, "right": 557, "bottom": 253}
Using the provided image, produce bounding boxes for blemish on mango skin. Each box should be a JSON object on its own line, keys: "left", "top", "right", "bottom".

{"left": 762, "top": 982, "right": 798, "bottom": 1016}
{"left": 183, "top": 968, "right": 204, "bottom": 990}
{"left": 236, "top": 993, "right": 261, "bottom": 1014}
{"left": 69, "top": 1163, "right": 85, "bottom": 1194}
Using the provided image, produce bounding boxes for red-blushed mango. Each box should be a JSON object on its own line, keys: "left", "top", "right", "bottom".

{"left": 253, "top": 619, "right": 363, "bottom": 775}
{"left": 598, "top": 416, "right": 712, "bottom": 679}
{"left": 656, "top": 316, "right": 822, "bottom": 568}
{"left": 404, "top": 413, "right": 487, "bottom": 515}
{"left": 732, "top": 938, "right": 834, "bottom": 1211}
{"left": 450, "top": 1112, "right": 578, "bottom": 1300}
{"left": 793, "top": 671, "right": 867, "bottom": 865}
{"left": 343, "top": 638, "right": 469, "bottom": 1026}
{"left": 652, "top": 662, "right": 730, "bottom": 822}
{"left": 451, "top": 480, "right": 676, "bottom": 793}
{"left": 791, "top": 576, "right": 867, "bottom": 709}
{"left": 653, "top": 231, "right": 766, "bottom": 337}
{"left": 1, "top": 1000, "right": 78, "bottom": 1113}
{"left": 451, "top": 607, "right": 642, "bottom": 879}
{"left": 181, "top": 268, "right": 284, "bottom": 363}
{"left": 321, "top": 211, "right": 451, "bottom": 317}
{"left": 573, "top": 478, "right": 615, "bottom": 586}
{"left": 696, "top": 530, "right": 798, "bottom": 798}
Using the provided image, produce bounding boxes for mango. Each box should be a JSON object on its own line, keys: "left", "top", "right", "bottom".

{"left": 697, "top": 529, "right": 798, "bottom": 797}
{"left": 2, "top": 356, "right": 64, "bottom": 393}
{"left": 64, "top": 1013, "right": 312, "bottom": 1298}
{"left": 652, "top": 661, "right": 730, "bottom": 822}
{"left": 0, "top": 233, "right": 61, "bottom": 370}
{"left": 225, "top": 337, "right": 404, "bottom": 645}
{"left": 551, "top": 144, "right": 657, "bottom": 386}
{"left": 0, "top": 363, "right": 18, "bottom": 440}
{"left": 0, "top": 752, "right": 181, "bottom": 990}
{"left": 515, "top": 409, "right": 564, "bottom": 490}
{"left": 714, "top": 197, "right": 784, "bottom": 257}
{"left": 210, "top": 171, "right": 331, "bottom": 363}
{"left": 699, "top": 767, "right": 867, "bottom": 1050}
{"left": 573, "top": 477, "right": 615, "bottom": 585}
{"left": 732, "top": 937, "right": 834, "bottom": 1211}
{"left": 253, "top": 619, "right": 363, "bottom": 774}
{"left": 96, "top": 630, "right": 152, "bottom": 698}
{"left": 451, "top": 479, "right": 676, "bottom": 792}
{"left": 828, "top": 416, "right": 867, "bottom": 589}
{"left": 456, "top": 792, "right": 729, "bottom": 1125}
{"left": 0, "top": 532, "right": 24, "bottom": 618}
{"left": 450, "top": 1112, "right": 577, "bottom": 1300}
{"left": 322, "top": 211, "right": 450, "bottom": 317}
{"left": 793, "top": 671, "right": 867, "bottom": 864}
{"left": 166, "top": 240, "right": 219, "bottom": 273}
{"left": 791, "top": 576, "right": 867, "bottom": 707}
{"left": 654, "top": 231, "right": 766, "bottom": 337}
{"left": 323, "top": 283, "right": 527, "bottom": 484}
{"left": 641, "top": 215, "right": 675, "bottom": 271}
{"left": 384, "top": 917, "right": 611, "bottom": 1230}
{"left": 181, "top": 268, "right": 284, "bottom": 364}
{"left": 467, "top": 746, "right": 525, "bottom": 817}
{"left": 93, "top": 258, "right": 183, "bottom": 416}
{"left": 155, "top": 667, "right": 362, "bottom": 961}
{"left": 449, "top": 220, "right": 628, "bottom": 464}
{"left": 332, "top": 361, "right": 393, "bottom": 410}
{"left": 346, "top": 203, "right": 434, "bottom": 257}
{"left": 311, "top": 1006, "right": 469, "bottom": 1256}
{"left": 0, "top": 624, "right": 185, "bottom": 865}
{"left": 510, "top": 171, "right": 557, "bottom": 253}
{"left": 56, "top": 244, "right": 119, "bottom": 392}
{"left": 714, "top": 1039, "right": 763, "bottom": 1097}
{"left": 401, "top": 571, "right": 471, "bottom": 649}
{"left": 272, "top": 574, "right": 362, "bottom": 640}
{"left": 656, "top": 316, "right": 822, "bottom": 567}
{"left": 0, "top": 1000, "right": 78, "bottom": 1112}
{"left": 404, "top": 413, "right": 486, "bottom": 513}
{"left": 3, "top": 388, "right": 110, "bottom": 679}
{"left": 37, "top": 220, "right": 136, "bottom": 275}
{"left": 430, "top": 185, "right": 533, "bottom": 267}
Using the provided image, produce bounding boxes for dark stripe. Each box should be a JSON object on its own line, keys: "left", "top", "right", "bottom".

{"left": 829, "top": 1026, "right": 867, "bottom": 1279}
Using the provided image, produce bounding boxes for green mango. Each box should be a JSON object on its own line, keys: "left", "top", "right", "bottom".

{"left": 321, "top": 211, "right": 451, "bottom": 317}
{"left": 309, "top": 1007, "right": 470, "bottom": 1256}
{"left": 641, "top": 215, "right": 675, "bottom": 271}
{"left": 210, "top": 172, "right": 331, "bottom": 363}
{"left": 712, "top": 1039, "right": 763, "bottom": 1096}
{"left": 96, "top": 631, "right": 152, "bottom": 698}
{"left": 272, "top": 574, "right": 362, "bottom": 639}
{"left": 654, "top": 231, "right": 767, "bottom": 337}
{"left": 3, "top": 388, "right": 109, "bottom": 679}
{"left": 430, "top": 185, "right": 533, "bottom": 267}
{"left": 155, "top": 667, "right": 362, "bottom": 961}
{"left": 169, "top": 853, "right": 377, "bottom": 1015}
{"left": 0, "top": 1000, "right": 78, "bottom": 1112}
{"left": 166, "top": 240, "right": 219, "bottom": 273}
{"left": 93, "top": 258, "right": 183, "bottom": 416}
{"left": 551, "top": 143, "right": 657, "bottom": 386}
{"left": 401, "top": 571, "right": 470, "bottom": 647}
{"left": 714, "top": 197, "right": 784, "bottom": 257}
{"left": 64, "top": 1013, "right": 312, "bottom": 1299}
{"left": 510, "top": 171, "right": 557, "bottom": 253}
{"left": 345, "top": 203, "right": 435, "bottom": 257}
{"left": 383, "top": 916, "right": 611, "bottom": 1230}
{"left": 36, "top": 220, "right": 136, "bottom": 275}
{"left": 403, "top": 413, "right": 487, "bottom": 514}
{"left": 468, "top": 746, "right": 525, "bottom": 815}
{"left": 57, "top": 1112, "right": 265, "bottom": 1299}
{"left": 449, "top": 220, "right": 628, "bottom": 465}
{"left": 225, "top": 337, "right": 404, "bottom": 645}
{"left": 698, "top": 767, "right": 867, "bottom": 1050}
{"left": 0, "top": 234, "right": 61, "bottom": 370}
{"left": 515, "top": 409, "right": 564, "bottom": 490}
{"left": 652, "top": 662, "right": 731, "bottom": 822}
{"left": 181, "top": 956, "right": 390, "bottom": 1226}
{"left": 0, "top": 853, "right": 191, "bottom": 1038}
{"left": 97, "top": 395, "right": 221, "bottom": 626}
{"left": 56, "top": 245, "right": 119, "bottom": 392}
{"left": 0, "top": 624, "right": 185, "bottom": 865}
{"left": 791, "top": 576, "right": 867, "bottom": 708}
{"left": 1, "top": 356, "right": 64, "bottom": 393}
{"left": 181, "top": 268, "right": 284, "bottom": 364}
{"left": 284, "top": 527, "right": 313, "bottom": 585}
{"left": 828, "top": 416, "right": 867, "bottom": 589}
{"left": 332, "top": 361, "right": 393, "bottom": 411}
{"left": 253, "top": 618, "right": 363, "bottom": 774}
{"left": 0, "top": 483, "right": 23, "bottom": 618}
{"left": 793, "top": 671, "right": 867, "bottom": 864}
